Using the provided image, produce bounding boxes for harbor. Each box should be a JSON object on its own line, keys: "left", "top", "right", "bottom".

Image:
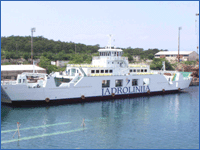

{"left": 1, "top": 1, "right": 199, "bottom": 149}
{"left": 1, "top": 86, "right": 199, "bottom": 149}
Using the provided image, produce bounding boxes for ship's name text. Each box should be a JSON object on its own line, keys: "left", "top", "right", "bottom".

{"left": 102, "top": 86, "right": 150, "bottom": 96}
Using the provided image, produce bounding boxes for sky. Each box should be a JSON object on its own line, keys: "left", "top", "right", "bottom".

{"left": 1, "top": 1, "right": 199, "bottom": 52}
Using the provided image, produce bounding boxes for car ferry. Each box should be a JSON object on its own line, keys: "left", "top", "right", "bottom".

{"left": 1, "top": 36, "right": 192, "bottom": 105}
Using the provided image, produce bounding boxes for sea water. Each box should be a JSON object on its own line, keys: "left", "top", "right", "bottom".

{"left": 1, "top": 86, "right": 199, "bottom": 149}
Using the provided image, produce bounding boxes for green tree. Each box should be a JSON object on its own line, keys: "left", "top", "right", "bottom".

{"left": 39, "top": 56, "right": 51, "bottom": 70}
{"left": 148, "top": 54, "right": 154, "bottom": 60}
{"left": 150, "top": 58, "right": 174, "bottom": 70}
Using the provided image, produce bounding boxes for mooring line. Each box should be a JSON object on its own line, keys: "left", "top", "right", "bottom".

{"left": 1, "top": 128, "right": 87, "bottom": 144}
{"left": 1, "top": 122, "right": 71, "bottom": 133}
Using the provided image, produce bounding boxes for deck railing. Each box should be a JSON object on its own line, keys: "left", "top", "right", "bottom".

{"left": 1, "top": 80, "right": 17, "bottom": 85}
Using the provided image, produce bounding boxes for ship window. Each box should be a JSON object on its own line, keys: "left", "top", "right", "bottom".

{"left": 91, "top": 70, "right": 95, "bottom": 73}
{"left": 102, "top": 80, "right": 110, "bottom": 88}
{"left": 71, "top": 69, "right": 76, "bottom": 76}
{"left": 109, "top": 70, "right": 113, "bottom": 73}
{"left": 144, "top": 69, "right": 147, "bottom": 72}
{"left": 54, "top": 77, "right": 71, "bottom": 87}
{"left": 143, "top": 78, "right": 150, "bottom": 86}
{"left": 18, "top": 79, "right": 21, "bottom": 83}
{"left": 23, "top": 79, "right": 26, "bottom": 83}
{"left": 133, "top": 69, "right": 136, "bottom": 72}
{"left": 105, "top": 70, "right": 108, "bottom": 73}
{"left": 137, "top": 69, "right": 140, "bottom": 72}
{"left": 132, "top": 79, "right": 138, "bottom": 86}
{"left": 68, "top": 69, "right": 70, "bottom": 75}
{"left": 101, "top": 70, "right": 104, "bottom": 73}
{"left": 130, "top": 69, "right": 132, "bottom": 72}
{"left": 96, "top": 70, "right": 99, "bottom": 73}
{"left": 5, "top": 76, "right": 11, "bottom": 79}
{"left": 115, "top": 79, "right": 123, "bottom": 87}
{"left": 141, "top": 69, "right": 144, "bottom": 72}
{"left": 77, "top": 70, "right": 79, "bottom": 73}
{"left": 112, "top": 62, "right": 114, "bottom": 64}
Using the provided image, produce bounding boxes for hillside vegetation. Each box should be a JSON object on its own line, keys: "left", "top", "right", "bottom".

{"left": 1, "top": 36, "right": 172, "bottom": 73}
{"left": 1, "top": 36, "right": 166, "bottom": 61}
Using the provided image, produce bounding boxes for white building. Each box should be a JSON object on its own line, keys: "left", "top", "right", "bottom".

{"left": 155, "top": 51, "right": 199, "bottom": 62}
{"left": 1, "top": 65, "right": 46, "bottom": 81}
{"left": 51, "top": 60, "right": 69, "bottom": 67}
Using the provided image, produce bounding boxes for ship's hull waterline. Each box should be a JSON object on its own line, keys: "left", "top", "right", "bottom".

{"left": 1, "top": 74, "right": 192, "bottom": 106}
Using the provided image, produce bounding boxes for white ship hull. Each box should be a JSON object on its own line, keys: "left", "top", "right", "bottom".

{"left": 1, "top": 73, "right": 192, "bottom": 105}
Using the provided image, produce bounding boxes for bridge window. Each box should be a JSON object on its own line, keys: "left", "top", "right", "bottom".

{"left": 96, "top": 70, "right": 99, "bottom": 73}
{"left": 141, "top": 69, "right": 144, "bottom": 72}
{"left": 105, "top": 70, "right": 108, "bottom": 73}
{"left": 115, "top": 79, "right": 123, "bottom": 87}
{"left": 133, "top": 69, "right": 136, "bottom": 72}
{"left": 132, "top": 79, "right": 138, "bottom": 86}
{"left": 130, "top": 69, "right": 132, "bottom": 72}
{"left": 137, "top": 69, "right": 140, "bottom": 72}
{"left": 91, "top": 70, "right": 95, "bottom": 73}
{"left": 101, "top": 70, "right": 104, "bottom": 73}
{"left": 102, "top": 80, "right": 110, "bottom": 88}
{"left": 144, "top": 69, "right": 147, "bottom": 72}
{"left": 109, "top": 70, "right": 113, "bottom": 73}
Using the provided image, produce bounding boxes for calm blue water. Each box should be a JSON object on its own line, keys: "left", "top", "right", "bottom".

{"left": 1, "top": 86, "right": 199, "bottom": 149}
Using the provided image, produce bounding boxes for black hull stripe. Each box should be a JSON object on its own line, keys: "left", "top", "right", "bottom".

{"left": 2, "top": 90, "right": 181, "bottom": 107}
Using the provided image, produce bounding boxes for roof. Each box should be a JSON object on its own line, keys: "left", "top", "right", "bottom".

{"left": 155, "top": 51, "right": 195, "bottom": 55}
{"left": 1, "top": 65, "right": 46, "bottom": 71}
{"left": 98, "top": 48, "right": 123, "bottom": 52}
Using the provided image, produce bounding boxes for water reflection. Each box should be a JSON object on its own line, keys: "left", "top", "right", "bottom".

{"left": 1, "top": 86, "right": 199, "bottom": 149}
{"left": 1, "top": 105, "right": 12, "bottom": 122}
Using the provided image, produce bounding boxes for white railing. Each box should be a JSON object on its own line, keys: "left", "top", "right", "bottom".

{"left": 1, "top": 80, "right": 17, "bottom": 85}
{"left": 150, "top": 70, "right": 177, "bottom": 75}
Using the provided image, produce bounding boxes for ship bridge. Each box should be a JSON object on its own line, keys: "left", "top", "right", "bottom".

{"left": 92, "top": 47, "right": 129, "bottom": 68}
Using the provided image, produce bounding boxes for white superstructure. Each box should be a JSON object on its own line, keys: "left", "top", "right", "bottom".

{"left": 1, "top": 35, "right": 192, "bottom": 105}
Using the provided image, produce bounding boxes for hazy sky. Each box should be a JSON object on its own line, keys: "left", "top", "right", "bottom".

{"left": 1, "top": 1, "right": 199, "bottom": 51}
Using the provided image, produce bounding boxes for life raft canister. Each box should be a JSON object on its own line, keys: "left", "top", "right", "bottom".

{"left": 45, "top": 98, "right": 50, "bottom": 103}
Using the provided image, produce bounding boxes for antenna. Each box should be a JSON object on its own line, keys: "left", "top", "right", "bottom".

{"left": 107, "top": 34, "right": 113, "bottom": 49}
{"left": 195, "top": 12, "right": 199, "bottom": 54}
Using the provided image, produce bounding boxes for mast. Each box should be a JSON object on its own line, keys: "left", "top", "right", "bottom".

{"left": 31, "top": 28, "right": 36, "bottom": 64}
{"left": 178, "top": 27, "right": 182, "bottom": 62}
{"left": 107, "top": 34, "right": 113, "bottom": 49}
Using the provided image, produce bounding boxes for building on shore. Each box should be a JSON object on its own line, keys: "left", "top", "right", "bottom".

{"left": 1, "top": 65, "right": 46, "bottom": 81}
{"left": 51, "top": 60, "right": 69, "bottom": 67}
{"left": 154, "top": 51, "right": 199, "bottom": 62}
